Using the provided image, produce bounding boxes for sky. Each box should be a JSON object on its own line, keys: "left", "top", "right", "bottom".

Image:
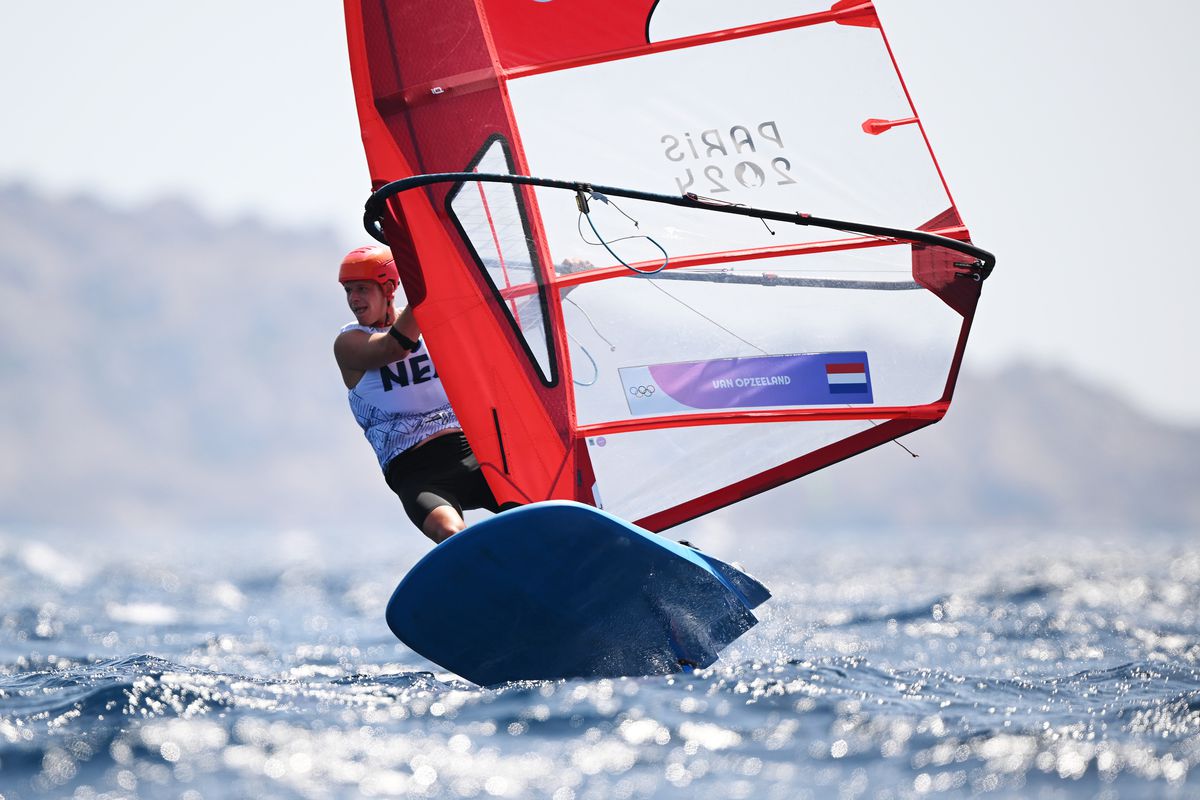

{"left": 3, "top": 1, "right": 1198, "bottom": 426}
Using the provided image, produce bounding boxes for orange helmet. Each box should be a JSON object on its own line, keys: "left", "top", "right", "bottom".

{"left": 338, "top": 245, "right": 398, "bottom": 289}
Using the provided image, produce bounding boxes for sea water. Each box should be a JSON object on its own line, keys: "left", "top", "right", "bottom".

{"left": 0, "top": 522, "right": 1196, "bottom": 799}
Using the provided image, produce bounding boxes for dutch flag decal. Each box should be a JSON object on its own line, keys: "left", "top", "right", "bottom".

{"left": 826, "top": 361, "right": 869, "bottom": 394}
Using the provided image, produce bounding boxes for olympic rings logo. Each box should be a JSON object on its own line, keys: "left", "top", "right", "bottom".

{"left": 629, "top": 385, "right": 656, "bottom": 397}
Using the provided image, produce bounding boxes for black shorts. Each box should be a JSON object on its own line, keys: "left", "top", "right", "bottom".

{"left": 384, "top": 432, "right": 501, "bottom": 529}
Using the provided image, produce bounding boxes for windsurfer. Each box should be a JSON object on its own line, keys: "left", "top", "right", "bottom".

{"left": 334, "top": 245, "right": 501, "bottom": 543}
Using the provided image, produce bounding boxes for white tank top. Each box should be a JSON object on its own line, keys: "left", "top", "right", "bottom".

{"left": 341, "top": 323, "right": 461, "bottom": 470}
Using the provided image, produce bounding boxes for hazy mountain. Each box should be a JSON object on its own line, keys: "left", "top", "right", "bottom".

{"left": 753, "top": 362, "right": 1200, "bottom": 533}
{"left": 0, "top": 184, "right": 371, "bottom": 532}
{"left": 1, "top": 184, "right": 1196, "bottom": 535}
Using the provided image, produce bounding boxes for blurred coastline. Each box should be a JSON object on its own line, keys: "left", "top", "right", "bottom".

{"left": 1, "top": 182, "right": 1197, "bottom": 539}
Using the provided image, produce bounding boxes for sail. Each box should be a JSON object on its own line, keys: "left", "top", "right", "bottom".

{"left": 343, "top": 0, "right": 993, "bottom": 529}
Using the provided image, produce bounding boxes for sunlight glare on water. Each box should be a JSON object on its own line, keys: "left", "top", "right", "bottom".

{"left": 0, "top": 525, "right": 1197, "bottom": 798}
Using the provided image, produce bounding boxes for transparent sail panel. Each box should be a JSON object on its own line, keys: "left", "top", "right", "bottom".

{"left": 560, "top": 239, "right": 964, "bottom": 427}
{"left": 508, "top": 22, "right": 947, "bottom": 244}
{"left": 586, "top": 420, "right": 881, "bottom": 522}
{"left": 447, "top": 139, "right": 555, "bottom": 383}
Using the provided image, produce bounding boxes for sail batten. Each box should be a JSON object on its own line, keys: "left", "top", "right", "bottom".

{"left": 579, "top": 402, "right": 946, "bottom": 437}
{"left": 502, "top": 5, "right": 878, "bottom": 80}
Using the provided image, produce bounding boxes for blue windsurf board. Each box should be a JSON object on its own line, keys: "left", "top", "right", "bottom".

{"left": 385, "top": 501, "right": 769, "bottom": 686}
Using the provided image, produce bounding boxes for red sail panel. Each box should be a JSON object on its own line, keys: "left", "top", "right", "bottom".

{"left": 478, "top": 0, "right": 658, "bottom": 71}
{"left": 345, "top": 0, "right": 587, "bottom": 506}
